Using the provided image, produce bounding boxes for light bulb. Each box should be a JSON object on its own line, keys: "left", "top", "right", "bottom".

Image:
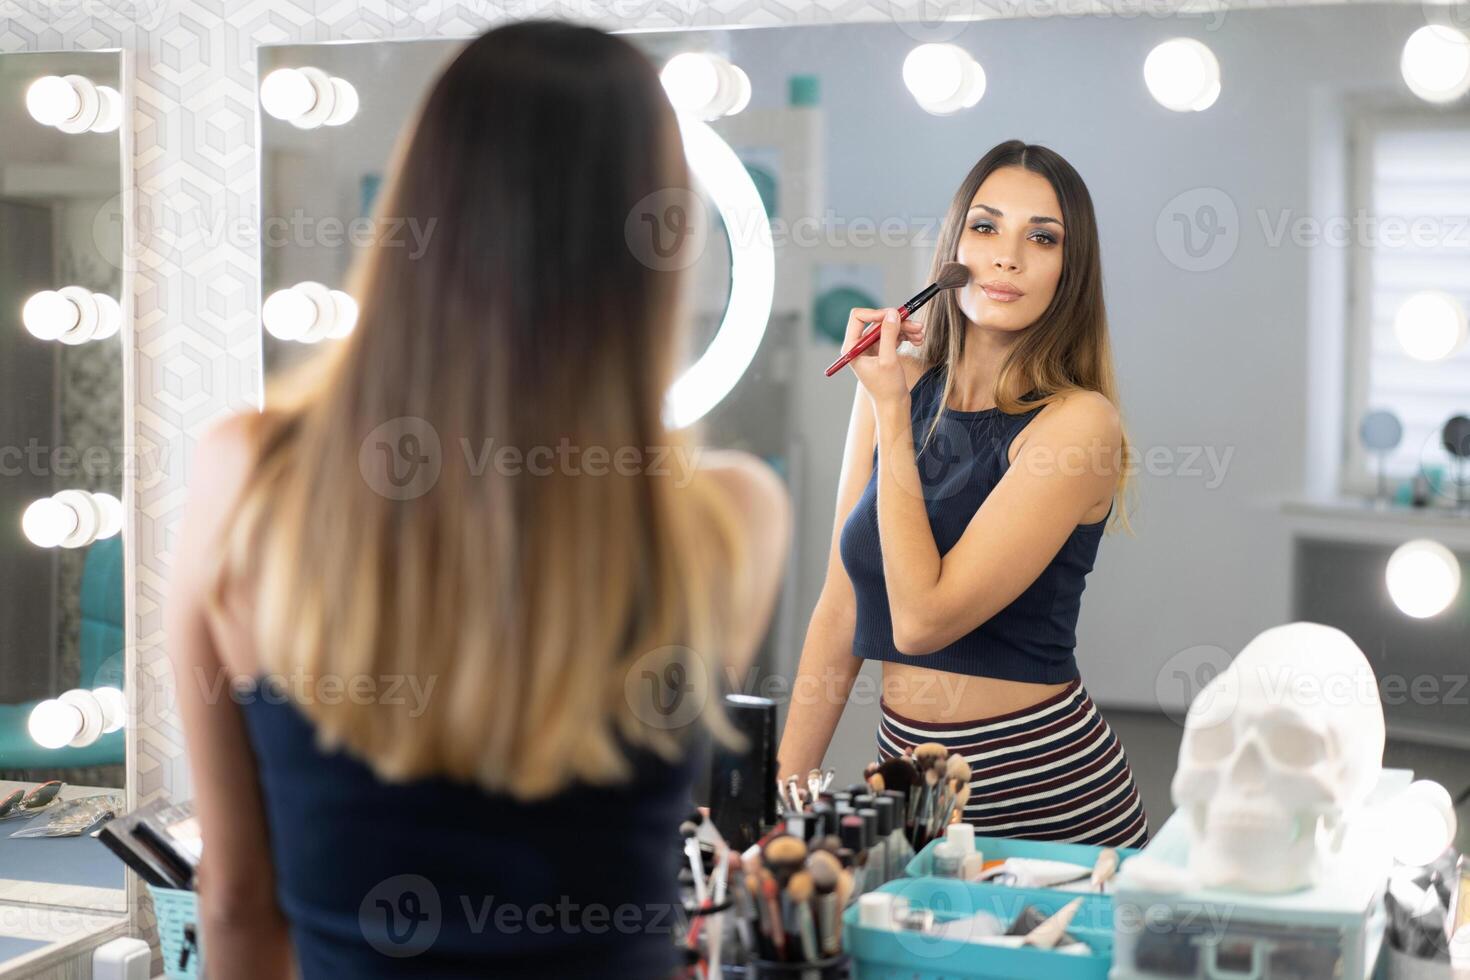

{"left": 328, "top": 289, "right": 359, "bottom": 339}
{"left": 94, "top": 492, "right": 123, "bottom": 539}
{"left": 28, "top": 699, "right": 82, "bottom": 750}
{"left": 662, "top": 53, "right": 722, "bottom": 116}
{"left": 1390, "top": 780, "right": 1457, "bottom": 866}
{"left": 260, "top": 68, "right": 317, "bottom": 121}
{"left": 25, "top": 75, "right": 80, "bottom": 127}
{"left": 1145, "top": 38, "right": 1222, "bottom": 112}
{"left": 92, "top": 85, "right": 122, "bottom": 133}
{"left": 262, "top": 286, "right": 317, "bottom": 340}
{"left": 22, "top": 290, "right": 80, "bottom": 341}
{"left": 1394, "top": 291, "right": 1468, "bottom": 362}
{"left": 904, "top": 44, "right": 965, "bottom": 105}
{"left": 22, "top": 288, "right": 118, "bottom": 344}
{"left": 264, "top": 283, "right": 355, "bottom": 343}
{"left": 1402, "top": 26, "right": 1470, "bottom": 104}
{"left": 90, "top": 292, "right": 123, "bottom": 341}
{"left": 53, "top": 490, "right": 101, "bottom": 548}
{"left": 661, "top": 53, "right": 750, "bottom": 120}
{"left": 1386, "top": 539, "right": 1462, "bottom": 618}
{"left": 902, "top": 44, "right": 985, "bottom": 115}
{"left": 324, "top": 77, "right": 359, "bottom": 126}
{"left": 22, "top": 497, "right": 78, "bottom": 548}
{"left": 93, "top": 686, "right": 125, "bottom": 735}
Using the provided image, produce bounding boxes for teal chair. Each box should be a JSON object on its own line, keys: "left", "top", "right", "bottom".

{"left": 0, "top": 535, "right": 125, "bottom": 769}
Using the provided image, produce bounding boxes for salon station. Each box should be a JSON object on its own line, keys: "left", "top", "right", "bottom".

{"left": 0, "top": 2, "right": 1469, "bottom": 978}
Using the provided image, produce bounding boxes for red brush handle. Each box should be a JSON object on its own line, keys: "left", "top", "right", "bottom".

{"left": 823, "top": 305, "right": 911, "bottom": 377}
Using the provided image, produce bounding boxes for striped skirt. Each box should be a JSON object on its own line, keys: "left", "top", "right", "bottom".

{"left": 877, "top": 677, "right": 1151, "bottom": 848}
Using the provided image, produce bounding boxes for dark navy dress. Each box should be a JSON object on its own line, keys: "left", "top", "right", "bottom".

{"left": 236, "top": 678, "right": 698, "bottom": 979}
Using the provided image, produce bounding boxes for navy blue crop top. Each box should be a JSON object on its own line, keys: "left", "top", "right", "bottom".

{"left": 839, "top": 364, "right": 1112, "bottom": 683}
{"left": 236, "top": 678, "right": 698, "bottom": 979}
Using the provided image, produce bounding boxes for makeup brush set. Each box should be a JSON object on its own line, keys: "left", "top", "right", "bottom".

{"left": 862, "top": 743, "right": 973, "bottom": 853}
{"left": 676, "top": 809, "right": 853, "bottom": 977}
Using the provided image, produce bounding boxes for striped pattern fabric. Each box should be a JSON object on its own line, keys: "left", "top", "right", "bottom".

{"left": 877, "top": 678, "right": 1150, "bottom": 848}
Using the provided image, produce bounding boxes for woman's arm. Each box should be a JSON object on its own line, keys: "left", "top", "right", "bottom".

{"left": 775, "top": 384, "right": 879, "bottom": 779}
{"left": 698, "top": 449, "right": 793, "bottom": 682}
{"left": 872, "top": 387, "right": 1121, "bottom": 656}
{"left": 164, "top": 413, "right": 293, "bottom": 980}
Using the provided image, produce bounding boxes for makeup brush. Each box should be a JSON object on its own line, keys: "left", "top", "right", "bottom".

{"left": 833, "top": 868, "right": 855, "bottom": 946}
{"left": 787, "top": 871, "right": 819, "bottom": 962}
{"left": 807, "top": 850, "right": 842, "bottom": 957}
{"left": 760, "top": 869, "right": 787, "bottom": 961}
{"left": 762, "top": 834, "right": 808, "bottom": 887}
{"left": 824, "top": 262, "right": 972, "bottom": 377}
{"left": 875, "top": 757, "right": 918, "bottom": 798}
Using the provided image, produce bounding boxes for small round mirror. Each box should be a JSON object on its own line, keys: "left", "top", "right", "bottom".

{"left": 1360, "top": 410, "right": 1404, "bottom": 452}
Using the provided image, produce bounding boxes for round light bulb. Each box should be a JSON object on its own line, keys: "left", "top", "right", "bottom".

{"left": 902, "top": 44, "right": 984, "bottom": 115}
{"left": 1145, "top": 38, "right": 1222, "bottom": 112}
{"left": 1386, "top": 538, "right": 1462, "bottom": 619}
{"left": 328, "top": 289, "right": 359, "bottom": 339}
{"left": 26, "top": 75, "right": 80, "bottom": 127}
{"left": 324, "top": 77, "right": 358, "bottom": 126}
{"left": 1402, "top": 26, "right": 1470, "bottom": 104}
{"left": 726, "top": 65, "right": 752, "bottom": 116}
{"left": 94, "top": 492, "right": 123, "bottom": 539}
{"left": 1394, "top": 290, "right": 1468, "bottom": 361}
{"left": 91, "top": 292, "right": 123, "bottom": 341}
{"left": 91, "top": 85, "right": 122, "bottom": 133}
{"left": 260, "top": 68, "right": 317, "bottom": 122}
{"left": 22, "top": 290, "right": 80, "bottom": 341}
{"left": 22, "top": 497, "right": 78, "bottom": 549}
{"left": 1390, "top": 780, "right": 1457, "bottom": 866}
{"left": 662, "top": 53, "right": 723, "bottom": 118}
{"left": 904, "top": 44, "right": 965, "bottom": 106}
{"left": 28, "top": 699, "right": 82, "bottom": 750}
{"left": 93, "top": 686, "right": 126, "bottom": 734}
{"left": 262, "top": 287, "right": 318, "bottom": 340}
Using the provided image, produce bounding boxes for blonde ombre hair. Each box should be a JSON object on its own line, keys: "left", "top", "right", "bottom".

{"left": 918, "top": 141, "right": 1136, "bottom": 535}
{"left": 206, "top": 22, "right": 747, "bottom": 800}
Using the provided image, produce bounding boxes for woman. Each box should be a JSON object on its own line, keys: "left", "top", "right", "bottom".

{"left": 166, "top": 22, "right": 789, "bottom": 979}
{"left": 778, "top": 141, "right": 1148, "bottom": 848}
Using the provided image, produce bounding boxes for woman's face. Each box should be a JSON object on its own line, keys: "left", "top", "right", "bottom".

{"left": 953, "top": 166, "right": 1065, "bottom": 333}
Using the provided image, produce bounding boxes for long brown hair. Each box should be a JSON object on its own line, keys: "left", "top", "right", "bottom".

{"left": 918, "top": 140, "right": 1134, "bottom": 533}
{"left": 208, "top": 22, "right": 747, "bottom": 799}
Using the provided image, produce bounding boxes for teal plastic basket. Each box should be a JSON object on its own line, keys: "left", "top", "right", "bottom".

{"left": 843, "top": 877, "right": 1115, "bottom": 979}
{"left": 906, "top": 833, "right": 1142, "bottom": 880}
{"left": 147, "top": 885, "right": 202, "bottom": 979}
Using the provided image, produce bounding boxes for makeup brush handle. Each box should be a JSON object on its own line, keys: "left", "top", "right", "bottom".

{"left": 824, "top": 304, "right": 912, "bottom": 377}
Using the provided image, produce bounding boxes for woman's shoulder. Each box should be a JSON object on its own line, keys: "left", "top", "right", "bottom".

{"left": 693, "top": 449, "right": 789, "bottom": 525}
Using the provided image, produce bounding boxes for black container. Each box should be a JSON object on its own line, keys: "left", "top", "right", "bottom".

{"left": 742, "top": 953, "right": 851, "bottom": 978}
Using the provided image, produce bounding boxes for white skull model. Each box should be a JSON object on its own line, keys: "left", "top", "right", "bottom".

{"left": 1170, "top": 622, "right": 1385, "bottom": 893}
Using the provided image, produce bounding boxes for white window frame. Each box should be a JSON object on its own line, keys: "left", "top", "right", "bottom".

{"left": 1343, "top": 102, "right": 1470, "bottom": 500}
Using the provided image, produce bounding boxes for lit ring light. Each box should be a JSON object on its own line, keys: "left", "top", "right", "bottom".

{"left": 663, "top": 112, "right": 775, "bottom": 431}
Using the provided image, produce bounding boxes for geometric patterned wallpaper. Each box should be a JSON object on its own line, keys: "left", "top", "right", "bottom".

{"left": 0, "top": 0, "right": 1414, "bottom": 940}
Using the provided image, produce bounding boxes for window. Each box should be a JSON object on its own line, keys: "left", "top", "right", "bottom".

{"left": 1345, "top": 110, "right": 1470, "bottom": 498}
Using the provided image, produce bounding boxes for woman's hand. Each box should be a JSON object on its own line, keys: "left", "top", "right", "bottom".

{"left": 840, "top": 307, "right": 923, "bottom": 409}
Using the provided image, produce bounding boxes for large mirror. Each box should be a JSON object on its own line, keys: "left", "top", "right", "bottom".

{"left": 256, "top": 8, "right": 1470, "bottom": 841}
{"left": 0, "top": 45, "right": 129, "bottom": 957}
{"left": 0, "top": 47, "right": 129, "bottom": 946}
